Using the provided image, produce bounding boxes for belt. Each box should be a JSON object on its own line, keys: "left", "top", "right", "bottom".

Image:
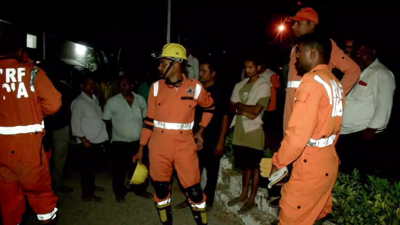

{"left": 307, "top": 135, "right": 336, "bottom": 148}
{"left": 153, "top": 120, "right": 194, "bottom": 130}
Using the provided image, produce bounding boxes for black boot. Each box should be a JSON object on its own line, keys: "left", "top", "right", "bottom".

{"left": 41, "top": 216, "right": 59, "bottom": 225}
{"left": 40, "top": 213, "right": 59, "bottom": 225}
{"left": 155, "top": 201, "right": 173, "bottom": 225}
{"left": 190, "top": 206, "right": 208, "bottom": 225}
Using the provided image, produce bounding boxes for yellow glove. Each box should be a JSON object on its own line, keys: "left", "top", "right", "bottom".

{"left": 130, "top": 162, "right": 149, "bottom": 185}
{"left": 260, "top": 158, "right": 273, "bottom": 178}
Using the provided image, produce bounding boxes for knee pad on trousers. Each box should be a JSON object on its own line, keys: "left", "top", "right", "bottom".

{"left": 185, "top": 183, "right": 204, "bottom": 203}
{"left": 153, "top": 181, "right": 170, "bottom": 200}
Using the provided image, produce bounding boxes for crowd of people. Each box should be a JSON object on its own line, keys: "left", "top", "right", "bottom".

{"left": 0, "top": 6, "right": 397, "bottom": 225}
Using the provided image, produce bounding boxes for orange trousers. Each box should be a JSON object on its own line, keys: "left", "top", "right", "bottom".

{"left": 278, "top": 146, "right": 338, "bottom": 225}
{"left": 149, "top": 130, "right": 201, "bottom": 195}
{"left": 0, "top": 134, "right": 58, "bottom": 225}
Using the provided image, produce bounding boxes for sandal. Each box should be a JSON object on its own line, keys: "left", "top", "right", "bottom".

{"left": 238, "top": 203, "right": 257, "bottom": 214}
{"left": 228, "top": 197, "right": 247, "bottom": 207}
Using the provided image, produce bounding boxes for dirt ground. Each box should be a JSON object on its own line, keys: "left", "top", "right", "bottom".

{"left": 23, "top": 171, "right": 243, "bottom": 225}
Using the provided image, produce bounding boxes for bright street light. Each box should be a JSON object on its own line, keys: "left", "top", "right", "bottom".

{"left": 75, "top": 43, "right": 87, "bottom": 55}
{"left": 279, "top": 25, "right": 284, "bottom": 31}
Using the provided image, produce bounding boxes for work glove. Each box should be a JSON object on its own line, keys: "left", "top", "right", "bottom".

{"left": 260, "top": 158, "right": 273, "bottom": 178}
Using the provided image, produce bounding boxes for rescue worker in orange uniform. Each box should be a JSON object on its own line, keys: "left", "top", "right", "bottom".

{"left": 264, "top": 33, "right": 345, "bottom": 224}
{"left": 0, "top": 28, "right": 61, "bottom": 225}
{"left": 284, "top": 7, "right": 359, "bottom": 131}
{"left": 133, "top": 43, "right": 214, "bottom": 225}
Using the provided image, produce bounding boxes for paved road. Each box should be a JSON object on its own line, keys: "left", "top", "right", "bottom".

{"left": 24, "top": 172, "right": 243, "bottom": 225}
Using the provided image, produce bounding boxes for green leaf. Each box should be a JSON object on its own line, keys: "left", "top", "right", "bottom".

{"left": 332, "top": 170, "right": 399, "bottom": 224}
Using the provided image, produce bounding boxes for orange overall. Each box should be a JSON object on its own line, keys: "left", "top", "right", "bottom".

{"left": 0, "top": 58, "right": 61, "bottom": 225}
{"left": 263, "top": 71, "right": 281, "bottom": 112}
{"left": 283, "top": 39, "right": 359, "bottom": 130}
{"left": 273, "top": 65, "right": 345, "bottom": 224}
{"left": 140, "top": 75, "right": 214, "bottom": 207}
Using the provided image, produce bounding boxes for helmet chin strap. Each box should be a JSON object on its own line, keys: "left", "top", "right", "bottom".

{"left": 163, "top": 59, "right": 184, "bottom": 88}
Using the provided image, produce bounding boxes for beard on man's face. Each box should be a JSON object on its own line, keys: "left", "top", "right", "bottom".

{"left": 295, "top": 61, "right": 308, "bottom": 76}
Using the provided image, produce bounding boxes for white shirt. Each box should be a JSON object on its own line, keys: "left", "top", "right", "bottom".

{"left": 341, "top": 59, "right": 395, "bottom": 134}
{"left": 71, "top": 92, "right": 109, "bottom": 144}
{"left": 102, "top": 92, "right": 147, "bottom": 142}
{"left": 186, "top": 54, "right": 199, "bottom": 79}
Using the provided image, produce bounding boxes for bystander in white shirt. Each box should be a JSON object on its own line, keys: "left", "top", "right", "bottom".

{"left": 186, "top": 54, "right": 199, "bottom": 79}
{"left": 102, "top": 92, "right": 147, "bottom": 142}
{"left": 341, "top": 59, "right": 396, "bottom": 134}
{"left": 71, "top": 92, "right": 109, "bottom": 144}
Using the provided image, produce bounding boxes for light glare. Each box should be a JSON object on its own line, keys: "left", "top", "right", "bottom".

{"left": 75, "top": 44, "right": 87, "bottom": 55}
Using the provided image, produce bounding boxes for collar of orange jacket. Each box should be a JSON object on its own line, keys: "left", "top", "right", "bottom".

{"left": 311, "top": 64, "right": 329, "bottom": 72}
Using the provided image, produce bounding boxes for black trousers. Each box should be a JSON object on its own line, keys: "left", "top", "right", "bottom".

{"left": 197, "top": 148, "right": 221, "bottom": 206}
{"left": 79, "top": 143, "right": 103, "bottom": 198}
{"left": 111, "top": 141, "right": 149, "bottom": 197}
{"left": 336, "top": 131, "right": 385, "bottom": 176}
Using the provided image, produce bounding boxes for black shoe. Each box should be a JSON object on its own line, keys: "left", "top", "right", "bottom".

{"left": 175, "top": 200, "right": 190, "bottom": 209}
{"left": 82, "top": 195, "right": 102, "bottom": 202}
{"left": 41, "top": 214, "right": 59, "bottom": 224}
{"left": 137, "top": 191, "right": 153, "bottom": 199}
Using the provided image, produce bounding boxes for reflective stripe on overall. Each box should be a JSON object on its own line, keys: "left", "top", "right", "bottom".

{"left": 306, "top": 75, "right": 344, "bottom": 148}
{"left": 152, "top": 81, "right": 202, "bottom": 130}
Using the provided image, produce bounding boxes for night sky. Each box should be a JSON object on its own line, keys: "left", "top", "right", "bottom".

{"left": 1, "top": 1, "right": 398, "bottom": 73}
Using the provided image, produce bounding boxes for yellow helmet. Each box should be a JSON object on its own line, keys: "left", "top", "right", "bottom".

{"left": 156, "top": 43, "right": 187, "bottom": 61}
{"left": 130, "top": 162, "right": 149, "bottom": 185}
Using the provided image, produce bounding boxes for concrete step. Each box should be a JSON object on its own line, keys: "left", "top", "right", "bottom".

{"left": 220, "top": 170, "right": 275, "bottom": 213}
{"left": 216, "top": 184, "right": 278, "bottom": 225}
{"left": 214, "top": 157, "right": 278, "bottom": 224}
{"left": 215, "top": 157, "right": 336, "bottom": 225}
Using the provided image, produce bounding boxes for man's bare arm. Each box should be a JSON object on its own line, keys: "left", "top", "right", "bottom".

{"left": 236, "top": 102, "right": 264, "bottom": 116}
